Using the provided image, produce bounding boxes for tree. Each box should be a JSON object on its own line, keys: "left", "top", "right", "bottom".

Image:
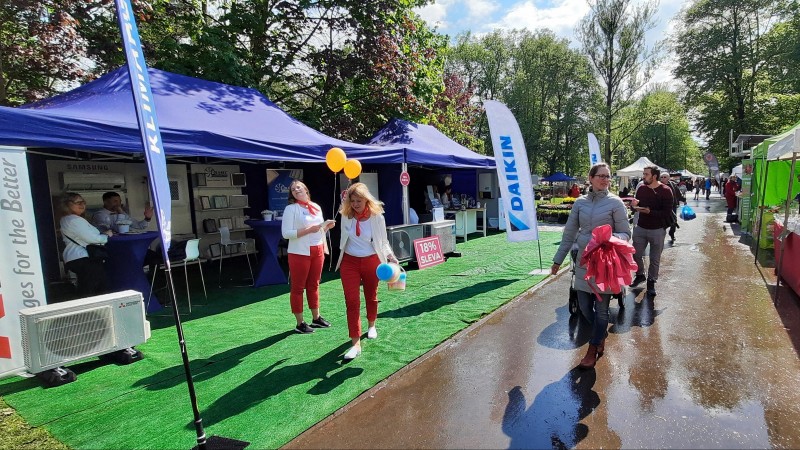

{"left": 673, "top": 0, "right": 789, "bottom": 166}
{"left": 577, "top": 0, "right": 661, "bottom": 168}
{"left": 0, "top": 0, "right": 86, "bottom": 106}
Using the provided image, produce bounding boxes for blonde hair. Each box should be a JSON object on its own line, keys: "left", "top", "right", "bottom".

{"left": 340, "top": 182, "right": 384, "bottom": 218}
{"left": 60, "top": 192, "right": 83, "bottom": 215}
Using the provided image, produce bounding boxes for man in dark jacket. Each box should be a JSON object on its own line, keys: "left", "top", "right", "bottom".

{"left": 630, "top": 165, "right": 675, "bottom": 297}
{"left": 661, "top": 173, "right": 686, "bottom": 242}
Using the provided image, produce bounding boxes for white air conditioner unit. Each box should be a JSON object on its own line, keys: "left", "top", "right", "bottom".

{"left": 386, "top": 224, "right": 424, "bottom": 263}
{"left": 19, "top": 290, "right": 150, "bottom": 374}
{"left": 61, "top": 172, "right": 126, "bottom": 191}
{"left": 423, "top": 220, "right": 456, "bottom": 254}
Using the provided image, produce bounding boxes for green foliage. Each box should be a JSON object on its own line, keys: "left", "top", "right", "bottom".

{"left": 577, "top": 0, "right": 661, "bottom": 165}
{"left": 673, "top": 0, "right": 791, "bottom": 167}
{"left": 447, "top": 29, "right": 602, "bottom": 175}
{"left": 0, "top": 0, "right": 87, "bottom": 106}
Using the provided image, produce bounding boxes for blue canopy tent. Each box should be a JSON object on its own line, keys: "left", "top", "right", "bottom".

{"left": 540, "top": 172, "right": 576, "bottom": 182}
{"left": 354, "top": 118, "right": 495, "bottom": 223}
{"left": 0, "top": 67, "right": 402, "bottom": 281}
{"left": 0, "top": 67, "right": 398, "bottom": 162}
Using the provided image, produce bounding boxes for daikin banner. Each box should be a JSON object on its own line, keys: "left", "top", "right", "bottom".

{"left": 588, "top": 133, "right": 603, "bottom": 166}
{"left": 0, "top": 146, "right": 47, "bottom": 378}
{"left": 114, "top": 0, "right": 172, "bottom": 257}
{"left": 484, "top": 100, "right": 539, "bottom": 242}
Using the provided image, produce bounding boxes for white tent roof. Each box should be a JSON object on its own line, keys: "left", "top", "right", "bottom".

{"left": 616, "top": 157, "right": 668, "bottom": 177}
{"left": 731, "top": 164, "right": 742, "bottom": 177}
{"left": 767, "top": 129, "right": 799, "bottom": 161}
{"left": 679, "top": 169, "right": 697, "bottom": 178}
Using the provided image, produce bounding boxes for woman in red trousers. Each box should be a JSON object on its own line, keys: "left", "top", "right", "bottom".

{"left": 282, "top": 180, "right": 336, "bottom": 334}
{"left": 336, "top": 182, "right": 398, "bottom": 360}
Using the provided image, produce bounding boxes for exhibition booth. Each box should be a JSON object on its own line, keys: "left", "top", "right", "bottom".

{"left": 0, "top": 67, "right": 496, "bottom": 303}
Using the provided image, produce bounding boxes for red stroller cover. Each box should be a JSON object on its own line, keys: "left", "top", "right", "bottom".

{"left": 579, "top": 224, "right": 638, "bottom": 299}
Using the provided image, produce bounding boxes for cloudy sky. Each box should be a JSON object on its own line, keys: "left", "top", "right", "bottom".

{"left": 415, "top": 0, "right": 689, "bottom": 87}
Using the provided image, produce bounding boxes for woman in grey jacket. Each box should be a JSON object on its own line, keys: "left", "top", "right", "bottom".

{"left": 550, "top": 163, "right": 631, "bottom": 369}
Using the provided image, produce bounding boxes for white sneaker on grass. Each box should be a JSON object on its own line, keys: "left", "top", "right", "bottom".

{"left": 367, "top": 326, "right": 378, "bottom": 339}
{"left": 344, "top": 346, "right": 361, "bottom": 360}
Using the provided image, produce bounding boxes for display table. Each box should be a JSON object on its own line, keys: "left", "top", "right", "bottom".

{"left": 244, "top": 219, "right": 287, "bottom": 287}
{"left": 774, "top": 222, "right": 800, "bottom": 297}
{"left": 105, "top": 231, "right": 161, "bottom": 313}
{"left": 448, "top": 208, "right": 486, "bottom": 242}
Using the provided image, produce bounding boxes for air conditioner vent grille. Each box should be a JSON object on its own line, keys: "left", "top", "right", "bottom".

{"left": 35, "top": 306, "right": 116, "bottom": 368}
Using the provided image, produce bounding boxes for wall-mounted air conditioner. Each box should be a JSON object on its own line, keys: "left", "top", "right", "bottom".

{"left": 19, "top": 290, "right": 150, "bottom": 375}
{"left": 61, "top": 172, "right": 126, "bottom": 191}
{"left": 386, "top": 224, "right": 424, "bottom": 263}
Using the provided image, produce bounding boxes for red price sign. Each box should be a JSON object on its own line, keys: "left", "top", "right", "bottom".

{"left": 400, "top": 171, "right": 410, "bottom": 186}
{"left": 413, "top": 236, "right": 444, "bottom": 269}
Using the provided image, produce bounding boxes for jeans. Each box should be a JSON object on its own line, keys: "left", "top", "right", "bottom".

{"left": 633, "top": 226, "right": 666, "bottom": 281}
{"left": 577, "top": 290, "right": 610, "bottom": 346}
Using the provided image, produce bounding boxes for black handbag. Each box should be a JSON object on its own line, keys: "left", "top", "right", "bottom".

{"left": 86, "top": 244, "right": 110, "bottom": 262}
{"left": 64, "top": 234, "right": 109, "bottom": 262}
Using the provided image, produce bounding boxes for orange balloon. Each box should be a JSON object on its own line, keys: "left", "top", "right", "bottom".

{"left": 326, "top": 147, "right": 346, "bottom": 173}
{"left": 343, "top": 159, "right": 362, "bottom": 179}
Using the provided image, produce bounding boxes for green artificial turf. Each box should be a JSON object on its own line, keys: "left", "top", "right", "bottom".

{"left": 0, "top": 231, "right": 561, "bottom": 449}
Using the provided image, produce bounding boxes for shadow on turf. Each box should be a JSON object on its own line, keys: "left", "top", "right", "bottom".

{"left": 377, "top": 279, "right": 517, "bottom": 318}
{"left": 133, "top": 331, "right": 295, "bottom": 391}
{"left": 192, "top": 341, "right": 362, "bottom": 427}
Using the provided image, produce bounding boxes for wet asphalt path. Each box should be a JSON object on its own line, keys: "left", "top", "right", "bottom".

{"left": 286, "top": 195, "right": 800, "bottom": 449}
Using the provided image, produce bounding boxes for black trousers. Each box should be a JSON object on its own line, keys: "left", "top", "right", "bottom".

{"left": 65, "top": 257, "right": 108, "bottom": 297}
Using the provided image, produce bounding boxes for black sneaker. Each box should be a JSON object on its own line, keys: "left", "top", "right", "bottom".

{"left": 646, "top": 279, "right": 657, "bottom": 297}
{"left": 294, "top": 322, "right": 314, "bottom": 334}
{"left": 629, "top": 274, "right": 646, "bottom": 287}
{"left": 310, "top": 316, "right": 331, "bottom": 328}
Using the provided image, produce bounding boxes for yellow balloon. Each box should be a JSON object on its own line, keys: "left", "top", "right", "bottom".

{"left": 326, "top": 147, "right": 346, "bottom": 173}
{"left": 343, "top": 159, "right": 362, "bottom": 179}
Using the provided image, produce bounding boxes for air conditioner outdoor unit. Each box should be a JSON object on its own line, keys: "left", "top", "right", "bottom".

{"left": 61, "top": 172, "right": 126, "bottom": 191}
{"left": 19, "top": 290, "right": 151, "bottom": 374}
{"left": 423, "top": 220, "right": 456, "bottom": 254}
{"left": 386, "top": 224, "right": 424, "bottom": 263}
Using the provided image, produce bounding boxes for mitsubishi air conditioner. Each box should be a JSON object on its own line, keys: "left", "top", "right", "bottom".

{"left": 386, "top": 224, "right": 424, "bottom": 263}
{"left": 19, "top": 290, "right": 150, "bottom": 376}
{"left": 61, "top": 172, "right": 126, "bottom": 191}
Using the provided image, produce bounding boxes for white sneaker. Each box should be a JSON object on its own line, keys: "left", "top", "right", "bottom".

{"left": 343, "top": 346, "right": 361, "bottom": 360}
{"left": 367, "top": 326, "right": 378, "bottom": 339}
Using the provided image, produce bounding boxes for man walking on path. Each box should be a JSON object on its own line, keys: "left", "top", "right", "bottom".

{"left": 630, "top": 165, "right": 675, "bottom": 296}
{"left": 661, "top": 173, "right": 685, "bottom": 242}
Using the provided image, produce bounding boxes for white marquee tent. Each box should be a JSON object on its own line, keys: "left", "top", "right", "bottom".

{"left": 616, "top": 156, "right": 668, "bottom": 177}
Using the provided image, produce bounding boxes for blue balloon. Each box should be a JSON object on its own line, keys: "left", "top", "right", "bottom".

{"left": 398, "top": 272, "right": 407, "bottom": 281}
{"left": 376, "top": 263, "right": 395, "bottom": 281}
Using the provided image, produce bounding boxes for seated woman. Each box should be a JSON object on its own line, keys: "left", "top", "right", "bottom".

{"left": 59, "top": 192, "right": 113, "bottom": 297}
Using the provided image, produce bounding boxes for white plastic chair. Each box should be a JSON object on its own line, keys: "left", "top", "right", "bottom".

{"left": 216, "top": 226, "right": 254, "bottom": 287}
{"left": 148, "top": 238, "right": 207, "bottom": 313}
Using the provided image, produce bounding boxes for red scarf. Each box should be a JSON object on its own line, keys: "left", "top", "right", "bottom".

{"left": 355, "top": 209, "right": 370, "bottom": 236}
{"left": 297, "top": 200, "right": 318, "bottom": 216}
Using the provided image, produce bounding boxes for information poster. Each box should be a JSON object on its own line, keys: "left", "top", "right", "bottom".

{"left": 267, "top": 169, "right": 302, "bottom": 217}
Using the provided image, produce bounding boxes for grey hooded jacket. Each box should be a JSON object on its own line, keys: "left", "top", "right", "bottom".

{"left": 553, "top": 189, "right": 631, "bottom": 293}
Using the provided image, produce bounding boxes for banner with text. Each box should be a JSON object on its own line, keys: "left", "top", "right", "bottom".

{"left": 588, "top": 133, "right": 603, "bottom": 166}
{"left": 114, "top": 0, "right": 172, "bottom": 259}
{"left": 484, "top": 100, "right": 538, "bottom": 242}
{"left": 413, "top": 236, "right": 445, "bottom": 269}
{"left": 0, "top": 146, "right": 47, "bottom": 378}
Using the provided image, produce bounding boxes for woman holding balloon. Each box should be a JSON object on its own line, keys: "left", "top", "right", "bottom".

{"left": 282, "top": 180, "right": 336, "bottom": 334}
{"left": 336, "top": 182, "right": 398, "bottom": 360}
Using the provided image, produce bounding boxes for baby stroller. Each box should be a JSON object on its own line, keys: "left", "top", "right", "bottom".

{"left": 568, "top": 245, "right": 625, "bottom": 315}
